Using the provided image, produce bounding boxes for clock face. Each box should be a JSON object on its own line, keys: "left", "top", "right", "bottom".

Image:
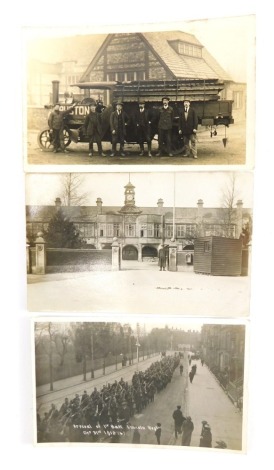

{"left": 127, "top": 194, "right": 133, "bottom": 201}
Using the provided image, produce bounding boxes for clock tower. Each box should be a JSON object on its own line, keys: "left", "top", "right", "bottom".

{"left": 119, "top": 181, "right": 142, "bottom": 214}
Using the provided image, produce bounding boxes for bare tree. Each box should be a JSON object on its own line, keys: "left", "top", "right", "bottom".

{"left": 60, "top": 173, "right": 89, "bottom": 206}
{"left": 218, "top": 173, "right": 241, "bottom": 237}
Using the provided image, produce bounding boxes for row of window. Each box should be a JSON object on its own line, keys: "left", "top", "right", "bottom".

{"left": 107, "top": 71, "right": 146, "bottom": 82}
{"left": 27, "top": 222, "right": 235, "bottom": 239}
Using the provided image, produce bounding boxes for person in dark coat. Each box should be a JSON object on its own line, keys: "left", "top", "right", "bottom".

{"left": 172, "top": 405, "right": 185, "bottom": 438}
{"left": 179, "top": 98, "right": 199, "bottom": 158}
{"left": 155, "top": 423, "right": 162, "bottom": 445}
{"left": 189, "top": 370, "right": 195, "bottom": 383}
{"left": 132, "top": 428, "right": 141, "bottom": 444}
{"left": 84, "top": 103, "right": 106, "bottom": 157}
{"left": 48, "top": 102, "right": 77, "bottom": 153}
{"left": 158, "top": 244, "right": 167, "bottom": 271}
{"left": 156, "top": 97, "right": 174, "bottom": 157}
{"left": 134, "top": 101, "right": 153, "bottom": 157}
{"left": 110, "top": 102, "right": 128, "bottom": 156}
{"left": 179, "top": 364, "right": 184, "bottom": 375}
{"left": 181, "top": 416, "right": 194, "bottom": 446}
{"left": 200, "top": 421, "right": 212, "bottom": 447}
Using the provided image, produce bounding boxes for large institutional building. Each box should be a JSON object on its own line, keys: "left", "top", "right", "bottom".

{"left": 26, "top": 180, "right": 252, "bottom": 261}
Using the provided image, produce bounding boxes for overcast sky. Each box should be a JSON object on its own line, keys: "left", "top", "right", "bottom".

{"left": 25, "top": 171, "right": 253, "bottom": 208}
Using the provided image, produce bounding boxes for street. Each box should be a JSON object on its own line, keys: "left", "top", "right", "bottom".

{"left": 25, "top": 122, "right": 246, "bottom": 167}
{"left": 36, "top": 352, "right": 243, "bottom": 450}
{"left": 27, "top": 268, "right": 250, "bottom": 317}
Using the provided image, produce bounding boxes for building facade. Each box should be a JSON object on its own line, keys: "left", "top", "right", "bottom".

{"left": 26, "top": 181, "right": 252, "bottom": 261}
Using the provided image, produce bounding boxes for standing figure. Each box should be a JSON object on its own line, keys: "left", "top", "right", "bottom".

{"left": 155, "top": 423, "right": 162, "bottom": 445}
{"left": 110, "top": 102, "right": 128, "bottom": 156}
{"left": 156, "top": 97, "right": 174, "bottom": 157}
{"left": 181, "top": 416, "right": 194, "bottom": 446}
{"left": 158, "top": 244, "right": 166, "bottom": 271}
{"left": 172, "top": 405, "right": 185, "bottom": 439}
{"left": 179, "top": 98, "right": 199, "bottom": 158}
{"left": 48, "top": 102, "right": 77, "bottom": 153}
{"left": 179, "top": 364, "right": 184, "bottom": 376}
{"left": 189, "top": 370, "right": 195, "bottom": 383}
{"left": 84, "top": 103, "right": 106, "bottom": 157}
{"left": 135, "top": 101, "right": 153, "bottom": 157}
{"left": 200, "top": 421, "right": 212, "bottom": 447}
{"left": 132, "top": 429, "right": 141, "bottom": 444}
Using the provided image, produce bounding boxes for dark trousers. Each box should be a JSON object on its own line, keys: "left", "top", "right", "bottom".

{"left": 52, "top": 128, "right": 65, "bottom": 151}
{"left": 137, "top": 126, "right": 151, "bottom": 152}
{"left": 158, "top": 128, "right": 172, "bottom": 154}
{"left": 112, "top": 133, "right": 125, "bottom": 153}
{"left": 89, "top": 138, "right": 103, "bottom": 154}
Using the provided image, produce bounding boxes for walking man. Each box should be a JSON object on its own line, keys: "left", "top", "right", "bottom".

{"left": 172, "top": 405, "right": 185, "bottom": 439}
{"left": 155, "top": 423, "right": 162, "bottom": 445}
{"left": 179, "top": 98, "right": 198, "bottom": 158}
{"left": 158, "top": 244, "right": 166, "bottom": 271}
{"left": 181, "top": 416, "right": 194, "bottom": 446}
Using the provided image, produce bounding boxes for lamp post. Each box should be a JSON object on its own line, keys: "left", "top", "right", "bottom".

{"left": 90, "top": 330, "right": 94, "bottom": 379}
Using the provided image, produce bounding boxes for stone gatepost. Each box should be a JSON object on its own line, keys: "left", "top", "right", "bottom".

{"left": 168, "top": 238, "right": 177, "bottom": 272}
{"left": 112, "top": 238, "right": 120, "bottom": 271}
{"left": 34, "top": 232, "right": 46, "bottom": 274}
{"left": 138, "top": 244, "right": 142, "bottom": 261}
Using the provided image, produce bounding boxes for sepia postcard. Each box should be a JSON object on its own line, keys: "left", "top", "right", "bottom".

{"left": 26, "top": 170, "right": 253, "bottom": 316}
{"left": 23, "top": 14, "right": 255, "bottom": 170}
{"left": 33, "top": 317, "right": 248, "bottom": 451}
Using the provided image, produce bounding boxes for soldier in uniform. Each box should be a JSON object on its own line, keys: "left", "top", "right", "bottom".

{"left": 48, "top": 102, "right": 77, "bottom": 153}
{"left": 84, "top": 103, "right": 106, "bottom": 157}
{"left": 110, "top": 102, "right": 128, "bottom": 156}
{"left": 156, "top": 97, "right": 174, "bottom": 157}
{"left": 135, "top": 101, "right": 153, "bottom": 157}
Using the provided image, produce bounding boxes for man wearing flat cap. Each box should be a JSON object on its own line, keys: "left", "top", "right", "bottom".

{"left": 156, "top": 96, "right": 174, "bottom": 157}
{"left": 110, "top": 102, "right": 128, "bottom": 157}
{"left": 179, "top": 98, "right": 199, "bottom": 158}
{"left": 134, "top": 101, "right": 153, "bottom": 157}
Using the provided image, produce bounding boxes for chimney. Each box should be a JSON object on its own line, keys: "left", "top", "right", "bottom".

{"left": 157, "top": 198, "right": 164, "bottom": 214}
{"left": 96, "top": 197, "right": 103, "bottom": 214}
{"left": 55, "top": 197, "right": 61, "bottom": 209}
{"left": 52, "top": 80, "right": 60, "bottom": 105}
{"left": 197, "top": 199, "right": 204, "bottom": 224}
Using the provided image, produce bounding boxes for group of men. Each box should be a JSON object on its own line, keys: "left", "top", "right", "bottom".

{"left": 48, "top": 96, "right": 199, "bottom": 158}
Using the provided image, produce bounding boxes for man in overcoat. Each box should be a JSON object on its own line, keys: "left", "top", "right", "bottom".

{"left": 134, "top": 101, "right": 153, "bottom": 157}
{"left": 110, "top": 102, "right": 128, "bottom": 156}
{"left": 156, "top": 96, "right": 174, "bottom": 157}
{"left": 48, "top": 102, "right": 77, "bottom": 153}
{"left": 84, "top": 103, "right": 106, "bottom": 157}
{"left": 179, "top": 98, "right": 198, "bottom": 158}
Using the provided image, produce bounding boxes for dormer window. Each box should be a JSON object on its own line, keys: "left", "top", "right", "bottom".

{"left": 169, "top": 40, "right": 202, "bottom": 58}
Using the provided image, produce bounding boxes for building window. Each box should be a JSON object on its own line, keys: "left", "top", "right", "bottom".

{"left": 154, "top": 224, "right": 161, "bottom": 238}
{"left": 106, "top": 224, "right": 113, "bottom": 237}
{"left": 113, "top": 224, "right": 120, "bottom": 237}
{"left": 177, "top": 225, "right": 185, "bottom": 238}
{"left": 125, "top": 224, "right": 135, "bottom": 237}
{"left": 166, "top": 225, "right": 173, "bottom": 239}
{"left": 170, "top": 40, "right": 202, "bottom": 58}
{"left": 75, "top": 223, "right": 95, "bottom": 237}
{"left": 99, "top": 224, "right": 106, "bottom": 237}
{"left": 233, "top": 91, "right": 243, "bottom": 109}
{"left": 147, "top": 224, "right": 153, "bottom": 237}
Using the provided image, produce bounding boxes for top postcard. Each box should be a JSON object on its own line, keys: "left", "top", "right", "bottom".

{"left": 23, "top": 15, "right": 255, "bottom": 170}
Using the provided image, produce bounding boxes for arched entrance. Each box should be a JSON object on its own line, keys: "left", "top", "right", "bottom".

{"left": 122, "top": 245, "right": 138, "bottom": 260}
{"left": 142, "top": 245, "right": 158, "bottom": 258}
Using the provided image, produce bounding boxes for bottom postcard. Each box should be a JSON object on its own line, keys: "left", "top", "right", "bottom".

{"left": 33, "top": 318, "right": 248, "bottom": 451}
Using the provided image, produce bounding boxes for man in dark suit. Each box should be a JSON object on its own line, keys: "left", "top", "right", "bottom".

{"left": 156, "top": 96, "right": 174, "bottom": 157}
{"left": 179, "top": 99, "right": 198, "bottom": 158}
{"left": 110, "top": 102, "right": 128, "bottom": 156}
{"left": 135, "top": 101, "right": 153, "bottom": 157}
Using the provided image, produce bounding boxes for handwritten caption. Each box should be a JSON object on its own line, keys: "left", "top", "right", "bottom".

{"left": 73, "top": 423, "right": 157, "bottom": 436}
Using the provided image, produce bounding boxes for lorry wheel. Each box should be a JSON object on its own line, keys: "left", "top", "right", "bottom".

{"left": 37, "top": 128, "right": 71, "bottom": 152}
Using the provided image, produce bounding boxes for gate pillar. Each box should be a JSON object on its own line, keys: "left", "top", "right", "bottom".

{"left": 168, "top": 239, "right": 177, "bottom": 272}
{"left": 34, "top": 232, "right": 46, "bottom": 275}
{"left": 112, "top": 238, "right": 120, "bottom": 271}
{"left": 138, "top": 244, "right": 142, "bottom": 261}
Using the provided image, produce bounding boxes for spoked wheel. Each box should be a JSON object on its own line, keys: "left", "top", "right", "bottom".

{"left": 37, "top": 129, "right": 54, "bottom": 152}
{"left": 37, "top": 128, "right": 71, "bottom": 152}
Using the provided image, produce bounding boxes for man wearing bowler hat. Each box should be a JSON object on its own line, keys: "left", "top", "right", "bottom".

{"left": 110, "top": 101, "right": 128, "bottom": 157}
{"left": 179, "top": 98, "right": 198, "bottom": 158}
{"left": 156, "top": 96, "right": 174, "bottom": 157}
